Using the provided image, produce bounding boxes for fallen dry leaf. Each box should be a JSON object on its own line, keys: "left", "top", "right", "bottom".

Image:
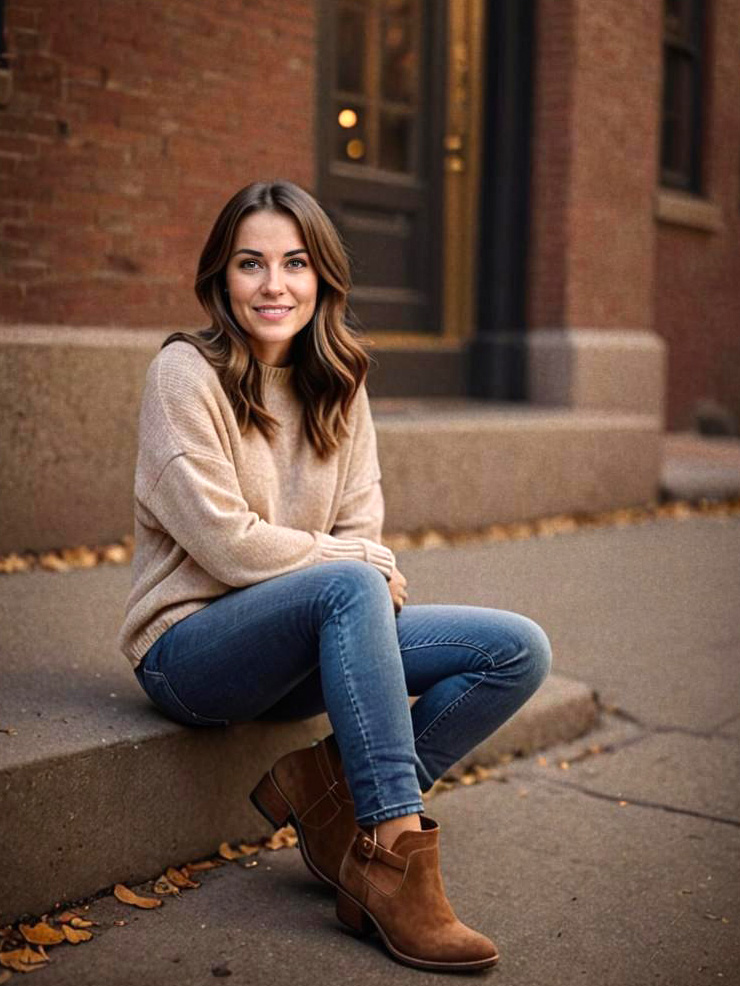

{"left": 0, "top": 945, "right": 49, "bottom": 971}
{"left": 19, "top": 922, "right": 65, "bottom": 945}
{"left": 69, "top": 917, "right": 94, "bottom": 929}
{"left": 38, "top": 552, "right": 70, "bottom": 572}
{"left": 165, "top": 866, "right": 200, "bottom": 889}
{"left": 53, "top": 911, "right": 79, "bottom": 924}
{"left": 113, "top": 884, "right": 163, "bottom": 909}
{"left": 184, "top": 859, "right": 223, "bottom": 873}
{"left": 0, "top": 553, "right": 31, "bottom": 574}
{"left": 238, "top": 843, "right": 261, "bottom": 856}
{"left": 61, "top": 925, "right": 93, "bottom": 944}
{"left": 153, "top": 875, "right": 180, "bottom": 896}
{"left": 0, "top": 726, "right": 17, "bottom": 736}
{"left": 263, "top": 825, "right": 297, "bottom": 850}
{"left": 0, "top": 968, "right": 13, "bottom": 983}
{"left": 60, "top": 546, "right": 98, "bottom": 568}
{"left": 218, "top": 842, "right": 248, "bottom": 861}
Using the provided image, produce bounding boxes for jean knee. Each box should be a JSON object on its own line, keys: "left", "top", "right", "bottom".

{"left": 520, "top": 618, "right": 553, "bottom": 688}
{"left": 317, "top": 559, "right": 391, "bottom": 619}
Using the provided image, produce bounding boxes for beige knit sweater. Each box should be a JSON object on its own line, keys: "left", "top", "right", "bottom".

{"left": 117, "top": 340, "right": 396, "bottom": 668}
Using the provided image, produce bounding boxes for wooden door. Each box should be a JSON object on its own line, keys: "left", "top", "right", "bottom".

{"left": 317, "top": 0, "right": 446, "bottom": 336}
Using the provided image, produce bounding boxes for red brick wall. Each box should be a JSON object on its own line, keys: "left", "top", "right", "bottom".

{"left": 654, "top": 0, "right": 740, "bottom": 432}
{"left": 0, "top": 0, "right": 316, "bottom": 327}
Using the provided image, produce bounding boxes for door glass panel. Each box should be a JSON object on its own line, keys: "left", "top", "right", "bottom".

{"left": 379, "top": 110, "right": 414, "bottom": 172}
{"left": 337, "top": 4, "right": 367, "bottom": 93}
{"left": 335, "top": 102, "right": 368, "bottom": 164}
{"left": 381, "top": 0, "right": 418, "bottom": 105}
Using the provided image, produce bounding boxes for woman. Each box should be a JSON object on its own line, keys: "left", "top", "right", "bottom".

{"left": 118, "top": 179, "right": 552, "bottom": 972}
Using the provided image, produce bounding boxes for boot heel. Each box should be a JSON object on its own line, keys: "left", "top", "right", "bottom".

{"left": 337, "top": 890, "right": 374, "bottom": 936}
{"left": 249, "top": 771, "right": 291, "bottom": 828}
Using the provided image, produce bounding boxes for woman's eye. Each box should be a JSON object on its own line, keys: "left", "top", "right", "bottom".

{"left": 287, "top": 258, "right": 308, "bottom": 268}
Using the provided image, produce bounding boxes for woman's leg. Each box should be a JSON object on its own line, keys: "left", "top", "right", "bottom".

{"left": 133, "top": 559, "right": 424, "bottom": 826}
{"left": 261, "top": 603, "right": 552, "bottom": 791}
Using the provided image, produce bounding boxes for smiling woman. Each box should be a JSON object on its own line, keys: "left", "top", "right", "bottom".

{"left": 118, "top": 178, "right": 551, "bottom": 972}
{"left": 225, "top": 211, "right": 319, "bottom": 367}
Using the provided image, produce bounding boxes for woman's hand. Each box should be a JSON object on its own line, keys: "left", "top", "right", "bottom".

{"left": 388, "top": 564, "right": 408, "bottom": 615}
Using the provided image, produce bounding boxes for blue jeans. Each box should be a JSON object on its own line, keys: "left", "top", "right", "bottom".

{"left": 134, "top": 560, "right": 552, "bottom": 826}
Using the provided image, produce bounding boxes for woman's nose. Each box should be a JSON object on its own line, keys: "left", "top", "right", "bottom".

{"left": 263, "top": 265, "right": 286, "bottom": 295}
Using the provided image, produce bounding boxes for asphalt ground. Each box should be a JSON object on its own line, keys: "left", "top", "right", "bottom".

{"left": 3, "top": 514, "right": 738, "bottom": 985}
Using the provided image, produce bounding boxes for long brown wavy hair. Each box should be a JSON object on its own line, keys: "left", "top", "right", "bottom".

{"left": 161, "top": 180, "right": 374, "bottom": 459}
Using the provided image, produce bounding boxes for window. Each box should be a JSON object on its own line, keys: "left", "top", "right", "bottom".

{"left": 660, "top": 0, "right": 706, "bottom": 192}
{"left": 332, "top": 0, "right": 422, "bottom": 175}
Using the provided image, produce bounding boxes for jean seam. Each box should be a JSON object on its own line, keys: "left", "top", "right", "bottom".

{"left": 330, "top": 609, "right": 385, "bottom": 818}
{"left": 400, "top": 631, "right": 520, "bottom": 666}
{"left": 140, "top": 668, "right": 229, "bottom": 726}
{"left": 414, "top": 674, "right": 490, "bottom": 747}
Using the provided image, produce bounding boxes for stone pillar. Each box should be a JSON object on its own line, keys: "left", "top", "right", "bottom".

{"left": 527, "top": 0, "right": 666, "bottom": 421}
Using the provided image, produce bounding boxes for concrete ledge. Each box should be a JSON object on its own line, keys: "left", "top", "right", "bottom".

{"left": 0, "top": 563, "right": 597, "bottom": 924}
{"left": 526, "top": 328, "right": 666, "bottom": 419}
{"left": 0, "top": 325, "right": 663, "bottom": 552}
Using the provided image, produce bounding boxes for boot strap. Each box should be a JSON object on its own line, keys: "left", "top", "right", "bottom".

{"left": 353, "top": 831, "right": 407, "bottom": 870}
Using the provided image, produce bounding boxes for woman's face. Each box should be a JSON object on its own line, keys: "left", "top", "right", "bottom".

{"left": 224, "top": 209, "right": 319, "bottom": 367}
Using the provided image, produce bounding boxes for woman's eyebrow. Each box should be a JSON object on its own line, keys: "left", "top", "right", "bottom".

{"left": 232, "top": 248, "right": 308, "bottom": 258}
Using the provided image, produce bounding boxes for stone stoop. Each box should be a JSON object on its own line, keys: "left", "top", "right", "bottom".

{"left": 0, "top": 325, "right": 662, "bottom": 554}
{"left": 0, "top": 562, "right": 599, "bottom": 926}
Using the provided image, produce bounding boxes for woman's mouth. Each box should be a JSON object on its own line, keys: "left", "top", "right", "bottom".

{"left": 254, "top": 306, "right": 294, "bottom": 321}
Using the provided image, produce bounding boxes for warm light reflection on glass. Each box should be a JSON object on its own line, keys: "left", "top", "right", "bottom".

{"left": 346, "top": 139, "right": 365, "bottom": 160}
{"left": 338, "top": 108, "right": 358, "bottom": 129}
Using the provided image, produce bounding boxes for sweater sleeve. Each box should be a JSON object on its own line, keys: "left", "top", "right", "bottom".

{"left": 142, "top": 450, "right": 396, "bottom": 587}
{"left": 330, "top": 384, "right": 388, "bottom": 545}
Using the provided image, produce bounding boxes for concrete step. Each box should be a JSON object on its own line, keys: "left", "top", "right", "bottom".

{"left": 0, "top": 560, "right": 597, "bottom": 925}
{"left": 660, "top": 431, "right": 740, "bottom": 501}
{"left": 0, "top": 325, "right": 661, "bottom": 553}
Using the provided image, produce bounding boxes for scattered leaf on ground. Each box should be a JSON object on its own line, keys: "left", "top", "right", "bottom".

{"left": 0, "top": 945, "right": 50, "bottom": 971}
{"left": 218, "top": 842, "right": 248, "bottom": 860}
{"left": 0, "top": 726, "right": 17, "bottom": 735}
{"left": 113, "top": 884, "right": 163, "bottom": 909}
{"left": 0, "top": 968, "right": 13, "bottom": 983}
{"left": 165, "top": 866, "right": 200, "bottom": 889}
{"left": 153, "top": 876, "right": 180, "bottom": 896}
{"left": 263, "top": 825, "right": 297, "bottom": 850}
{"left": 184, "top": 859, "right": 224, "bottom": 873}
{"left": 61, "top": 925, "right": 93, "bottom": 944}
{"left": 237, "top": 843, "right": 261, "bottom": 856}
{"left": 19, "top": 922, "right": 65, "bottom": 945}
{"left": 54, "top": 911, "right": 79, "bottom": 924}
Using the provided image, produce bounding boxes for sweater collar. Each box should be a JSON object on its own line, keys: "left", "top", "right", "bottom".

{"left": 256, "top": 359, "right": 295, "bottom": 383}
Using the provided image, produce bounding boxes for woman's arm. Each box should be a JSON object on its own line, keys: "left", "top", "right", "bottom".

{"left": 330, "top": 383, "right": 389, "bottom": 545}
{"left": 140, "top": 450, "right": 395, "bottom": 587}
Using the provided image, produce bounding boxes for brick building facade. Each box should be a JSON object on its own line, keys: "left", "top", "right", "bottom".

{"left": 0, "top": 0, "right": 737, "bottom": 432}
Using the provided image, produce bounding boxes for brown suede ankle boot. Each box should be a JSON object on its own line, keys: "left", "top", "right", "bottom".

{"left": 336, "top": 815, "right": 499, "bottom": 971}
{"left": 249, "top": 734, "right": 356, "bottom": 889}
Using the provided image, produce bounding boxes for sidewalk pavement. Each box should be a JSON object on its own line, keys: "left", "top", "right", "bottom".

{"left": 7, "top": 513, "right": 739, "bottom": 985}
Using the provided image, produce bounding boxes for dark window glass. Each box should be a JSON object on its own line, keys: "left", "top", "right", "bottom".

{"left": 331, "top": 0, "right": 421, "bottom": 174}
{"left": 660, "top": 0, "right": 705, "bottom": 192}
{"left": 337, "top": 4, "right": 367, "bottom": 94}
